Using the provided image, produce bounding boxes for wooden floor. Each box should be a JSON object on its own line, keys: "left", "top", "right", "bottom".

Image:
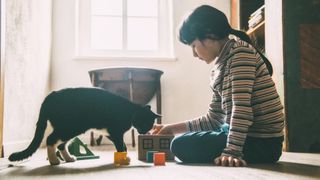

{"left": 0, "top": 145, "right": 320, "bottom": 180}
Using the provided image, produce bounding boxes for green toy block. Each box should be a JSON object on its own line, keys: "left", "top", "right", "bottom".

{"left": 57, "top": 137, "right": 99, "bottom": 161}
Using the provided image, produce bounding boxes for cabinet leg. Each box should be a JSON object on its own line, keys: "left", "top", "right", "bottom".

{"left": 90, "top": 131, "right": 95, "bottom": 146}
{"left": 131, "top": 129, "right": 135, "bottom": 147}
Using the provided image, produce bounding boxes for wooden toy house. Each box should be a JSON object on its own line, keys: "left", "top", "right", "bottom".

{"left": 138, "top": 134, "right": 175, "bottom": 161}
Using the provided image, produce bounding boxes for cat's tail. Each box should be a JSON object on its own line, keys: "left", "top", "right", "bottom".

{"left": 8, "top": 99, "right": 49, "bottom": 162}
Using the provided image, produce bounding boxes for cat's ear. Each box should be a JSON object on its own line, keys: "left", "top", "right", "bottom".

{"left": 144, "top": 105, "right": 151, "bottom": 110}
{"left": 144, "top": 105, "right": 161, "bottom": 117}
{"left": 154, "top": 113, "right": 162, "bottom": 118}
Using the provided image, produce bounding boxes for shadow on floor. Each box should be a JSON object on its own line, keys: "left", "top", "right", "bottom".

{"left": 250, "top": 161, "right": 320, "bottom": 178}
{"left": 6, "top": 163, "right": 152, "bottom": 176}
{"left": 176, "top": 161, "right": 320, "bottom": 178}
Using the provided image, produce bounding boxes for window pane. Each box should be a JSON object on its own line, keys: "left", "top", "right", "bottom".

{"left": 92, "top": 0, "right": 122, "bottom": 16}
{"left": 128, "top": 0, "right": 158, "bottom": 17}
{"left": 127, "top": 18, "right": 158, "bottom": 50}
{"left": 91, "top": 17, "right": 122, "bottom": 50}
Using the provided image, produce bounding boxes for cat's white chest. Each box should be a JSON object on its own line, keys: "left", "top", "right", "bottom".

{"left": 92, "top": 129, "right": 110, "bottom": 136}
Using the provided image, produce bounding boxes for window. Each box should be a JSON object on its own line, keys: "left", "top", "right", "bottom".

{"left": 142, "top": 139, "right": 153, "bottom": 149}
{"left": 76, "top": 0, "right": 174, "bottom": 58}
{"left": 159, "top": 138, "right": 170, "bottom": 149}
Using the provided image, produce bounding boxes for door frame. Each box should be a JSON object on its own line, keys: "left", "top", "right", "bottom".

{"left": 0, "top": 0, "right": 5, "bottom": 158}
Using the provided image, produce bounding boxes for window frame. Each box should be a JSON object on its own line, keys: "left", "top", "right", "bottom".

{"left": 75, "top": 0, "right": 174, "bottom": 59}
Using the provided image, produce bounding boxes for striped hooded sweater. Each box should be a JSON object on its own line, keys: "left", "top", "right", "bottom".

{"left": 186, "top": 39, "right": 285, "bottom": 158}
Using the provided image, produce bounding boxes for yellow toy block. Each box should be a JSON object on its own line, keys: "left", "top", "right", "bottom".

{"left": 114, "top": 152, "right": 130, "bottom": 166}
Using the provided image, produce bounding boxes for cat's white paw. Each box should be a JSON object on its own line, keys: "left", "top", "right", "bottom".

{"left": 60, "top": 149, "right": 77, "bottom": 162}
{"left": 49, "top": 158, "right": 61, "bottom": 165}
{"left": 64, "top": 155, "right": 76, "bottom": 162}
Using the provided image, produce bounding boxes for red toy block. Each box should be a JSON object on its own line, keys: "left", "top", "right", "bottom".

{"left": 153, "top": 152, "right": 166, "bottom": 166}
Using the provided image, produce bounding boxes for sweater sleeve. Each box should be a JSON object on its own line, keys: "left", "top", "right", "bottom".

{"left": 185, "top": 90, "right": 225, "bottom": 132}
{"left": 221, "top": 52, "right": 255, "bottom": 158}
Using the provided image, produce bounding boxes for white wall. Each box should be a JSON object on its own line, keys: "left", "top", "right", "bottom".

{"left": 51, "top": 0, "right": 230, "bottom": 144}
{"left": 3, "top": 0, "right": 52, "bottom": 155}
{"left": 265, "top": 1, "right": 284, "bottom": 105}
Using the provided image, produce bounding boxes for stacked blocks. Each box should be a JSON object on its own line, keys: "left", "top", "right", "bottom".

{"left": 146, "top": 151, "right": 158, "bottom": 163}
{"left": 138, "top": 134, "right": 175, "bottom": 161}
{"left": 114, "top": 152, "right": 130, "bottom": 166}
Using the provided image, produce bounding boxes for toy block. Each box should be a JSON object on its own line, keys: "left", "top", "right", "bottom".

{"left": 68, "top": 137, "right": 99, "bottom": 160}
{"left": 153, "top": 152, "right": 166, "bottom": 165}
{"left": 146, "top": 151, "right": 158, "bottom": 163}
{"left": 114, "top": 152, "right": 130, "bottom": 166}
{"left": 138, "top": 134, "right": 175, "bottom": 161}
{"left": 57, "top": 137, "right": 99, "bottom": 161}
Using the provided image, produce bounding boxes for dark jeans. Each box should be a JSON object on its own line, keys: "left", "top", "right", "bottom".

{"left": 170, "top": 124, "right": 283, "bottom": 164}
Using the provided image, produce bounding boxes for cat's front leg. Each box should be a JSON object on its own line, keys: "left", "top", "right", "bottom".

{"left": 108, "top": 134, "right": 127, "bottom": 152}
{"left": 109, "top": 133, "right": 131, "bottom": 165}
{"left": 114, "top": 139, "right": 127, "bottom": 152}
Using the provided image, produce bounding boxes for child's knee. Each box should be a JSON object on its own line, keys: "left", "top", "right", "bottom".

{"left": 170, "top": 136, "right": 184, "bottom": 155}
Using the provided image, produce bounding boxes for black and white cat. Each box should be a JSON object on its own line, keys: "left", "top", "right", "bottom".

{"left": 8, "top": 87, "right": 160, "bottom": 165}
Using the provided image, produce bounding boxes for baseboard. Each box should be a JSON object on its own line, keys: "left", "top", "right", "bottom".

{"left": 3, "top": 131, "right": 137, "bottom": 157}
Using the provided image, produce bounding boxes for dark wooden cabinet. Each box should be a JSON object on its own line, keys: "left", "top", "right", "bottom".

{"left": 300, "top": 24, "right": 320, "bottom": 88}
{"left": 88, "top": 67, "right": 163, "bottom": 147}
{"left": 231, "top": 0, "right": 265, "bottom": 52}
{"left": 230, "top": 0, "right": 264, "bottom": 31}
{"left": 231, "top": 0, "right": 320, "bottom": 152}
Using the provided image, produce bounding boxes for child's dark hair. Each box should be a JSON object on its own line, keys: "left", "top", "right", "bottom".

{"left": 178, "top": 5, "right": 273, "bottom": 76}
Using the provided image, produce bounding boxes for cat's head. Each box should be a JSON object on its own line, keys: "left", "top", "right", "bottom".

{"left": 133, "top": 105, "right": 161, "bottom": 134}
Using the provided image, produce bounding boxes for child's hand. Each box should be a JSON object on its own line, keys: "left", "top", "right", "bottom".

{"left": 214, "top": 155, "right": 247, "bottom": 167}
{"left": 150, "top": 124, "right": 163, "bottom": 134}
{"left": 151, "top": 124, "right": 173, "bottom": 135}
